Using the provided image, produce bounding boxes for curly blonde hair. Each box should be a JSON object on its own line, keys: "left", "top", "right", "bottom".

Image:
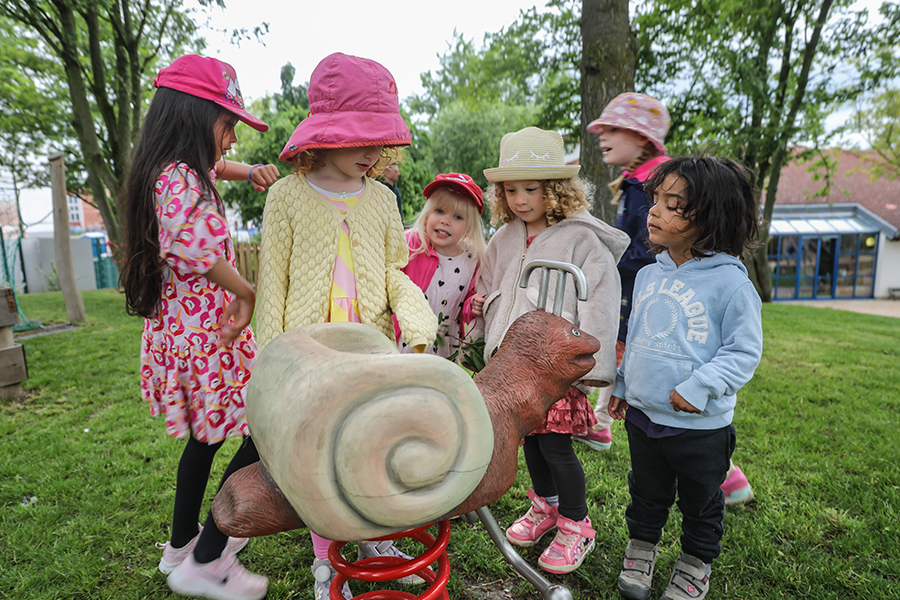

{"left": 487, "top": 178, "right": 593, "bottom": 227}
{"left": 290, "top": 146, "right": 404, "bottom": 178}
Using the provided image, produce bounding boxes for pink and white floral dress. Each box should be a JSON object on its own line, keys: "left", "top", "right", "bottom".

{"left": 139, "top": 162, "right": 256, "bottom": 444}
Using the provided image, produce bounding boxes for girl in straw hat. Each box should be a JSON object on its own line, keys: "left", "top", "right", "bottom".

{"left": 255, "top": 52, "right": 436, "bottom": 599}
{"left": 471, "top": 126, "right": 630, "bottom": 574}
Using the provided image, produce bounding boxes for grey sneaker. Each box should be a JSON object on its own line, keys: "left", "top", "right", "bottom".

{"left": 312, "top": 558, "right": 351, "bottom": 600}
{"left": 357, "top": 540, "right": 426, "bottom": 584}
{"left": 617, "top": 539, "right": 658, "bottom": 600}
{"left": 660, "top": 553, "right": 711, "bottom": 600}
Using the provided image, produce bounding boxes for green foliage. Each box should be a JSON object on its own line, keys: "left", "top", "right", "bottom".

{"left": 4, "top": 291, "right": 900, "bottom": 598}
{"left": 0, "top": 0, "right": 268, "bottom": 247}
{"left": 633, "top": 0, "right": 898, "bottom": 203}
{"left": 405, "top": 0, "right": 582, "bottom": 189}
{"left": 408, "top": 1, "right": 581, "bottom": 139}
{"left": 633, "top": 0, "right": 900, "bottom": 300}
{"left": 220, "top": 63, "right": 309, "bottom": 226}
{"left": 429, "top": 101, "right": 537, "bottom": 188}
{"left": 842, "top": 86, "right": 900, "bottom": 180}
{"left": 0, "top": 17, "right": 76, "bottom": 189}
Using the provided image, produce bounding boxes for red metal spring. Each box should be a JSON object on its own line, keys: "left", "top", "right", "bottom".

{"left": 327, "top": 520, "right": 452, "bottom": 600}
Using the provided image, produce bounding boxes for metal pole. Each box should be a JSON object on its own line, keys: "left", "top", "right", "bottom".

{"left": 471, "top": 507, "right": 574, "bottom": 600}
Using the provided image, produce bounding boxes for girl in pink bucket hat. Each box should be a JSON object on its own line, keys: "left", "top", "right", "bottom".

{"left": 122, "top": 54, "right": 279, "bottom": 600}
{"left": 255, "top": 52, "right": 437, "bottom": 600}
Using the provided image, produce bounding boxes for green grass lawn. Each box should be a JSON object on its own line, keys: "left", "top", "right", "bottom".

{"left": 2, "top": 289, "right": 898, "bottom": 599}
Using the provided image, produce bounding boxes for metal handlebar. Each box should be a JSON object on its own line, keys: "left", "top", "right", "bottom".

{"left": 518, "top": 260, "right": 588, "bottom": 316}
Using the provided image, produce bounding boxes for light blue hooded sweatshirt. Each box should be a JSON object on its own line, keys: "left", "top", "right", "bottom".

{"left": 612, "top": 251, "right": 763, "bottom": 430}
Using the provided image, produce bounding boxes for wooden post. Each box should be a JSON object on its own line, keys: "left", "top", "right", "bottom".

{"left": 0, "top": 287, "right": 27, "bottom": 400}
{"left": 48, "top": 152, "right": 87, "bottom": 323}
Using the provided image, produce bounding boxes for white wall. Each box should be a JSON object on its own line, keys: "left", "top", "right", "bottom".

{"left": 21, "top": 236, "right": 97, "bottom": 293}
{"left": 874, "top": 235, "right": 900, "bottom": 298}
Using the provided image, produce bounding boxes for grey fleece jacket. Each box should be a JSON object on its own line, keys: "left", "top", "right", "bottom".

{"left": 474, "top": 211, "right": 630, "bottom": 389}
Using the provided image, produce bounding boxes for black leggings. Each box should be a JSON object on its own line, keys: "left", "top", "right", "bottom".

{"left": 523, "top": 433, "right": 588, "bottom": 522}
{"left": 171, "top": 435, "right": 259, "bottom": 563}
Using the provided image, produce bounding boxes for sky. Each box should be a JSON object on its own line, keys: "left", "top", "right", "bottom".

{"left": 195, "top": 0, "right": 546, "bottom": 104}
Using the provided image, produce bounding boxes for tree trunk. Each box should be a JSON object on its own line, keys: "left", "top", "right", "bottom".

{"left": 580, "top": 0, "right": 636, "bottom": 225}
{"left": 49, "top": 153, "right": 87, "bottom": 323}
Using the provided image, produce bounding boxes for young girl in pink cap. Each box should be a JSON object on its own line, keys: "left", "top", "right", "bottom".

{"left": 121, "top": 54, "right": 278, "bottom": 600}
{"left": 585, "top": 93, "right": 753, "bottom": 506}
{"left": 472, "top": 126, "right": 630, "bottom": 575}
{"left": 397, "top": 173, "right": 486, "bottom": 358}
{"left": 255, "top": 52, "right": 437, "bottom": 600}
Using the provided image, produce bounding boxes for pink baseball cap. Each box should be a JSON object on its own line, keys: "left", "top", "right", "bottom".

{"left": 588, "top": 93, "right": 670, "bottom": 155}
{"left": 279, "top": 53, "right": 411, "bottom": 162}
{"left": 423, "top": 173, "right": 484, "bottom": 213}
{"left": 153, "top": 54, "right": 268, "bottom": 132}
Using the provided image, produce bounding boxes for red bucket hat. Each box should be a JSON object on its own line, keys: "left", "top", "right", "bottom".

{"left": 279, "top": 53, "right": 412, "bottom": 162}
{"left": 153, "top": 54, "right": 268, "bottom": 132}
{"left": 423, "top": 173, "right": 484, "bottom": 214}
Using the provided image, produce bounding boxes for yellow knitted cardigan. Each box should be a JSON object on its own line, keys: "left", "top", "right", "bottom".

{"left": 256, "top": 174, "right": 437, "bottom": 351}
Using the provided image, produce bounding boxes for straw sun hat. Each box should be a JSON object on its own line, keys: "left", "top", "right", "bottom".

{"left": 483, "top": 127, "right": 580, "bottom": 183}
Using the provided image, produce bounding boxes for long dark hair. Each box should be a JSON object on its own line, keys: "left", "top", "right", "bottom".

{"left": 643, "top": 155, "right": 761, "bottom": 260}
{"left": 121, "top": 87, "right": 236, "bottom": 318}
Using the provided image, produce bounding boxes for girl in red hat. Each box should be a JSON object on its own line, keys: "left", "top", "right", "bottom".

{"left": 121, "top": 54, "right": 278, "bottom": 600}
{"left": 255, "top": 52, "right": 437, "bottom": 599}
{"left": 396, "top": 173, "right": 486, "bottom": 359}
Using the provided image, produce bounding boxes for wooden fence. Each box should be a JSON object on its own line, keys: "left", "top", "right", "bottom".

{"left": 234, "top": 242, "right": 261, "bottom": 287}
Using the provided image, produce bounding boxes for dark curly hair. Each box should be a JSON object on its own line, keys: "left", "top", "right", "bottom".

{"left": 120, "top": 87, "right": 235, "bottom": 318}
{"left": 643, "top": 155, "right": 761, "bottom": 260}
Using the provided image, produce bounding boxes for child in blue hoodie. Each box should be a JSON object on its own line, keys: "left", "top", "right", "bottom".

{"left": 608, "top": 155, "right": 763, "bottom": 600}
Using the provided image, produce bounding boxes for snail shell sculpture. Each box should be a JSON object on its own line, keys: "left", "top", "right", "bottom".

{"left": 213, "top": 311, "right": 600, "bottom": 541}
{"left": 242, "top": 322, "right": 492, "bottom": 542}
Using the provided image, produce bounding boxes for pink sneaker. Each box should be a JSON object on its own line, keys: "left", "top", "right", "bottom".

{"left": 157, "top": 524, "right": 250, "bottom": 574}
{"left": 538, "top": 515, "right": 596, "bottom": 574}
{"left": 167, "top": 551, "right": 267, "bottom": 600}
{"left": 574, "top": 427, "right": 612, "bottom": 451}
{"left": 505, "top": 489, "right": 559, "bottom": 547}
{"left": 722, "top": 465, "right": 753, "bottom": 505}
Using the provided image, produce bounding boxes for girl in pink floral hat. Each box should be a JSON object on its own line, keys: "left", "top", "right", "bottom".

{"left": 122, "top": 54, "right": 279, "bottom": 600}
{"left": 585, "top": 94, "right": 753, "bottom": 500}
{"left": 255, "top": 52, "right": 437, "bottom": 600}
{"left": 575, "top": 93, "right": 672, "bottom": 455}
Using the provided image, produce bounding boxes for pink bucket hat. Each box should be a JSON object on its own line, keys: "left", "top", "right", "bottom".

{"left": 423, "top": 173, "right": 484, "bottom": 213}
{"left": 587, "top": 93, "right": 670, "bottom": 155}
{"left": 279, "top": 53, "right": 412, "bottom": 162}
{"left": 153, "top": 54, "right": 268, "bottom": 132}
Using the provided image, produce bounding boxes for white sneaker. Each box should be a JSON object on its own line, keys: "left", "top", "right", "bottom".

{"left": 357, "top": 540, "right": 427, "bottom": 585}
{"left": 312, "top": 558, "right": 351, "bottom": 600}
{"left": 156, "top": 524, "right": 249, "bottom": 574}
{"left": 167, "top": 552, "right": 267, "bottom": 600}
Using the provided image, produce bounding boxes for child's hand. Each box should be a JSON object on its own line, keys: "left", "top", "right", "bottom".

{"left": 217, "top": 294, "right": 253, "bottom": 347}
{"left": 608, "top": 395, "right": 628, "bottom": 420}
{"left": 471, "top": 294, "right": 486, "bottom": 317}
{"left": 250, "top": 164, "right": 279, "bottom": 192}
{"left": 670, "top": 390, "right": 701, "bottom": 413}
